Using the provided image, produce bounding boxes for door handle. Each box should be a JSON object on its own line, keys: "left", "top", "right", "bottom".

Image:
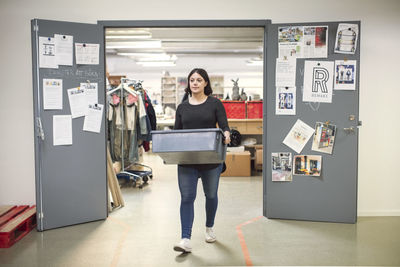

{"left": 343, "top": 126, "right": 355, "bottom": 134}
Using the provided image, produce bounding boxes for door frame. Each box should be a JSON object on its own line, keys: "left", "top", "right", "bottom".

{"left": 98, "top": 19, "right": 270, "bottom": 214}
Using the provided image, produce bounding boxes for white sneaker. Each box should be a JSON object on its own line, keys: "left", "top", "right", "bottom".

{"left": 173, "top": 238, "right": 192, "bottom": 253}
{"left": 205, "top": 227, "right": 216, "bottom": 243}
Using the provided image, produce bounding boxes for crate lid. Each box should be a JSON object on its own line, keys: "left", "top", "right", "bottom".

{"left": 151, "top": 128, "right": 223, "bottom": 135}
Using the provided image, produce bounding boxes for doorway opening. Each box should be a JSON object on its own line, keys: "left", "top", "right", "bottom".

{"left": 102, "top": 21, "right": 267, "bottom": 213}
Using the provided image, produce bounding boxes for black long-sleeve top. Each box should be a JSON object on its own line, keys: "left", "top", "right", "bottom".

{"left": 174, "top": 96, "right": 230, "bottom": 170}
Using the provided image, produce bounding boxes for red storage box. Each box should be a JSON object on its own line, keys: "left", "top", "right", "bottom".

{"left": 221, "top": 101, "right": 246, "bottom": 119}
{"left": 246, "top": 101, "right": 263, "bottom": 119}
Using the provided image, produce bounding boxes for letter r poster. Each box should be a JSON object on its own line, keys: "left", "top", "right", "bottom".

{"left": 303, "top": 61, "right": 334, "bottom": 103}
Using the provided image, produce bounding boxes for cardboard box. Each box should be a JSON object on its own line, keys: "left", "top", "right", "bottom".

{"left": 255, "top": 148, "right": 263, "bottom": 170}
{"left": 221, "top": 151, "right": 251, "bottom": 177}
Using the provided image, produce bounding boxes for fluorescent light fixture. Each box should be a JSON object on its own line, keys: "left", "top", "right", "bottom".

{"left": 246, "top": 60, "right": 263, "bottom": 66}
{"left": 117, "top": 52, "right": 166, "bottom": 57}
{"left": 106, "top": 34, "right": 152, "bottom": 39}
{"left": 106, "top": 29, "right": 151, "bottom": 35}
{"left": 136, "top": 55, "right": 178, "bottom": 62}
{"left": 136, "top": 61, "right": 176, "bottom": 67}
{"left": 106, "top": 40, "right": 162, "bottom": 49}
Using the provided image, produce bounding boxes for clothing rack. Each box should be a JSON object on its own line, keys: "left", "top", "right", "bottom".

{"left": 107, "top": 78, "right": 152, "bottom": 187}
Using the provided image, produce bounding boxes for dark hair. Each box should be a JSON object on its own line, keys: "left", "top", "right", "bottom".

{"left": 184, "top": 68, "right": 213, "bottom": 96}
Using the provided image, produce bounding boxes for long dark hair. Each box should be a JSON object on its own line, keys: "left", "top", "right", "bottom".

{"left": 184, "top": 68, "right": 213, "bottom": 96}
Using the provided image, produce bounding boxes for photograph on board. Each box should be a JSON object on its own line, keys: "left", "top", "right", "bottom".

{"left": 272, "top": 152, "right": 293, "bottom": 182}
{"left": 311, "top": 122, "right": 337, "bottom": 154}
{"left": 293, "top": 155, "right": 322, "bottom": 176}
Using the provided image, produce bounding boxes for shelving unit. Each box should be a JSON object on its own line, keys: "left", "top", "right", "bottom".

{"left": 210, "top": 75, "right": 224, "bottom": 99}
{"left": 161, "top": 76, "right": 177, "bottom": 110}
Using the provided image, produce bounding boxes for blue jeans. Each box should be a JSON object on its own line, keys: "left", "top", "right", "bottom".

{"left": 177, "top": 164, "right": 223, "bottom": 239}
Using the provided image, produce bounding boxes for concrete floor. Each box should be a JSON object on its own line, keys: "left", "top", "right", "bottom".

{"left": 1, "top": 153, "right": 400, "bottom": 266}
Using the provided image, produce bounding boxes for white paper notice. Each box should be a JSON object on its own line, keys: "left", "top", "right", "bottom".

{"left": 75, "top": 43, "right": 99, "bottom": 65}
{"left": 334, "top": 60, "right": 356, "bottom": 90}
{"left": 55, "top": 34, "right": 73, "bottom": 66}
{"left": 43, "top": 79, "right": 63, "bottom": 110}
{"left": 67, "top": 88, "right": 86, "bottom": 118}
{"left": 39, "top": 36, "right": 58, "bottom": 69}
{"left": 83, "top": 104, "right": 104, "bottom": 133}
{"left": 276, "top": 86, "right": 296, "bottom": 115}
{"left": 283, "top": 119, "right": 315, "bottom": 153}
{"left": 334, "top": 23, "right": 359, "bottom": 54}
{"left": 276, "top": 58, "right": 296, "bottom": 87}
{"left": 278, "top": 26, "right": 304, "bottom": 58}
{"left": 53, "top": 115, "right": 72, "bottom": 146}
{"left": 303, "top": 61, "right": 334, "bottom": 103}
{"left": 303, "top": 26, "right": 328, "bottom": 58}
{"left": 80, "top": 82, "right": 98, "bottom": 104}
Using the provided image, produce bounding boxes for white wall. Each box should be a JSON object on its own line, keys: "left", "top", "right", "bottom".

{"left": 0, "top": 0, "right": 399, "bottom": 216}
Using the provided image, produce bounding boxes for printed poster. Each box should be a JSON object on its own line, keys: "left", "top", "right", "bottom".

{"left": 276, "top": 86, "right": 296, "bottom": 115}
{"left": 303, "top": 61, "right": 334, "bottom": 103}
{"left": 278, "top": 26, "right": 304, "bottom": 58}
{"left": 283, "top": 119, "right": 315, "bottom": 153}
{"left": 334, "top": 23, "right": 359, "bottom": 54}
{"left": 303, "top": 26, "right": 328, "bottom": 58}
{"left": 293, "top": 155, "right": 322, "bottom": 176}
{"left": 272, "top": 152, "right": 293, "bottom": 182}
{"left": 334, "top": 60, "right": 356, "bottom": 90}
{"left": 311, "top": 122, "right": 337, "bottom": 154}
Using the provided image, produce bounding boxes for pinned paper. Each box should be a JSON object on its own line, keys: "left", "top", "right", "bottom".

{"left": 334, "top": 23, "right": 359, "bottom": 54}
{"left": 55, "top": 34, "right": 73, "bottom": 66}
{"left": 80, "top": 82, "right": 98, "bottom": 104}
{"left": 75, "top": 43, "right": 99, "bottom": 65}
{"left": 334, "top": 60, "right": 356, "bottom": 90}
{"left": 276, "top": 86, "right": 296, "bottom": 115}
{"left": 67, "top": 87, "right": 86, "bottom": 118}
{"left": 43, "top": 79, "right": 63, "bottom": 110}
{"left": 275, "top": 58, "right": 296, "bottom": 87}
{"left": 39, "top": 36, "right": 57, "bottom": 69}
{"left": 283, "top": 119, "right": 315, "bottom": 153}
{"left": 303, "top": 61, "right": 334, "bottom": 103}
{"left": 83, "top": 104, "right": 104, "bottom": 133}
{"left": 53, "top": 115, "right": 72, "bottom": 146}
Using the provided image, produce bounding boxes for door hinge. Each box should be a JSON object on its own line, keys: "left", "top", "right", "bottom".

{"left": 38, "top": 212, "right": 44, "bottom": 219}
{"left": 36, "top": 117, "right": 45, "bottom": 140}
{"left": 33, "top": 25, "right": 39, "bottom": 31}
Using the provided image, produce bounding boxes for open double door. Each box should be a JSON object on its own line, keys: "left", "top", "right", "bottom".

{"left": 31, "top": 19, "right": 360, "bottom": 231}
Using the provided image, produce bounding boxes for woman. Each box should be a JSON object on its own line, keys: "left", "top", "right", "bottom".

{"left": 173, "top": 68, "right": 230, "bottom": 253}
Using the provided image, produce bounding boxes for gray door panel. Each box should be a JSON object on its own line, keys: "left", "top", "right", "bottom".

{"left": 31, "top": 19, "right": 107, "bottom": 231}
{"left": 264, "top": 21, "right": 360, "bottom": 223}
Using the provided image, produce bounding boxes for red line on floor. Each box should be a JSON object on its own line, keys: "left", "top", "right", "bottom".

{"left": 236, "top": 216, "right": 263, "bottom": 266}
{"left": 109, "top": 217, "right": 132, "bottom": 267}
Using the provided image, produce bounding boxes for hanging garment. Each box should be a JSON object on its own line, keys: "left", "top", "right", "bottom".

{"left": 143, "top": 92, "right": 157, "bottom": 131}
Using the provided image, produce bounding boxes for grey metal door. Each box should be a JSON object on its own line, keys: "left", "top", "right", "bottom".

{"left": 31, "top": 19, "right": 107, "bottom": 231}
{"left": 264, "top": 21, "right": 361, "bottom": 223}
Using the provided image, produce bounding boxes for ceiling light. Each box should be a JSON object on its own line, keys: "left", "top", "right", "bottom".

{"left": 246, "top": 60, "right": 263, "bottom": 66}
{"left": 136, "top": 61, "right": 176, "bottom": 67}
{"left": 106, "top": 29, "right": 151, "bottom": 35}
{"left": 106, "top": 40, "right": 162, "bottom": 49}
{"left": 135, "top": 55, "right": 178, "bottom": 62}
{"left": 106, "top": 34, "right": 152, "bottom": 39}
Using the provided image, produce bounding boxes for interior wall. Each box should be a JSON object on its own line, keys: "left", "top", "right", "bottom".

{"left": 0, "top": 0, "right": 399, "bottom": 216}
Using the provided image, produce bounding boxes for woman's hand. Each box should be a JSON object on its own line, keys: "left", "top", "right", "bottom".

{"left": 224, "top": 131, "right": 231, "bottom": 145}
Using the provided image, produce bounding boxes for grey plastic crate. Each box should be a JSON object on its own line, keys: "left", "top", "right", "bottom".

{"left": 151, "top": 128, "right": 226, "bottom": 164}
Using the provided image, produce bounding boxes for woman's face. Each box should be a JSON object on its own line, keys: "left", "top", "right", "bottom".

{"left": 189, "top": 72, "right": 207, "bottom": 95}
